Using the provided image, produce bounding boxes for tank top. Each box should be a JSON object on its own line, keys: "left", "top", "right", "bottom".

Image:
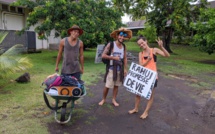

{"left": 109, "top": 41, "right": 124, "bottom": 70}
{"left": 113, "top": 41, "right": 124, "bottom": 59}
{"left": 141, "top": 48, "right": 157, "bottom": 78}
{"left": 61, "top": 37, "right": 81, "bottom": 74}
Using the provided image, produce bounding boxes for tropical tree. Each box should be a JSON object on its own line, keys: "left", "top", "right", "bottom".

{"left": 113, "top": 0, "right": 208, "bottom": 53}
{"left": 12, "top": 0, "right": 123, "bottom": 48}
{"left": 191, "top": 8, "right": 215, "bottom": 55}
{"left": 0, "top": 31, "right": 32, "bottom": 79}
{"left": 0, "top": 44, "right": 32, "bottom": 78}
{"left": 137, "top": 23, "right": 157, "bottom": 43}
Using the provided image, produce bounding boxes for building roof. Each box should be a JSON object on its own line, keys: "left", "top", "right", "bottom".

{"left": 208, "top": 1, "right": 215, "bottom": 8}
{"left": 126, "top": 1, "right": 215, "bottom": 30}
{"left": 0, "top": 0, "right": 17, "bottom": 4}
{"left": 126, "top": 20, "right": 146, "bottom": 30}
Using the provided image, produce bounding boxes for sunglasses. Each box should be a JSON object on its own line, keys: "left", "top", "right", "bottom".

{"left": 119, "top": 32, "right": 128, "bottom": 37}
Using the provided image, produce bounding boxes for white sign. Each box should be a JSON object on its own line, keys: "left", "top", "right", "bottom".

{"left": 95, "top": 44, "right": 104, "bottom": 63}
{"left": 123, "top": 62, "right": 157, "bottom": 100}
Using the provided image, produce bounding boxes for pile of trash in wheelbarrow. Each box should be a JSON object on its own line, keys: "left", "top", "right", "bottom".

{"left": 42, "top": 73, "right": 86, "bottom": 124}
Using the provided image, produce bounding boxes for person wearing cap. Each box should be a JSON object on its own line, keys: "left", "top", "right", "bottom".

{"left": 55, "top": 25, "right": 84, "bottom": 80}
{"left": 98, "top": 27, "right": 132, "bottom": 107}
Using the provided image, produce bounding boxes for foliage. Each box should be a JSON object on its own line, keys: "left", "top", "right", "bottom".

{"left": 113, "top": 0, "right": 208, "bottom": 53}
{"left": 12, "top": 0, "right": 123, "bottom": 48}
{"left": 11, "top": 0, "right": 45, "bottom": 10}
{"left": 111, "top": 0, "right": 134, "bottom": 13}
{"left": 171, "top": 36, "right": 193, "bottom": 45}
{"left": 0, "top": 43, "right": 215, "bottom": 133}
{"left": 0, "top": 44, "right": 32, "bottom": 78}
{"left": 0, "top": 31, "right": 32, "bottom": 78}
{"left": 191, "top": 8, "right": 215, "bottom": 55}
{"left": 0, "top": 31, "right": 8, "bottom": 44}
{"left": 137, "top": 23, "right": 157, "bottom": 43}
{"left": 126, "top": 42, "right": 215, "bottom": 89}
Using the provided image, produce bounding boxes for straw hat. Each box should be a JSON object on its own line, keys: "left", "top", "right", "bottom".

{"left": 110, "top": 27, "right": 132, "bottom": 40}
{"left": 67, "top": 25, "right": 83, "bottom": 36}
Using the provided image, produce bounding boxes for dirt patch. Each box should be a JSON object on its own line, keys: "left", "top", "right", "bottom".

{"left": 46, "top": 52, "right": 215, "bottom": 134}
{"left": 45, "top": 72, "right": 215, "bottom": 134}
{"left": 197, "top": 60, "right": 215, "bottom": 65}
{"left": 167, "top": 73, "right": 198, "bottom": 83}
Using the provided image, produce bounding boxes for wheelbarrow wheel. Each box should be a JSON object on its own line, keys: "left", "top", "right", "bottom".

{"left": 60, "top": 102, "right": 67, "bottom": 122}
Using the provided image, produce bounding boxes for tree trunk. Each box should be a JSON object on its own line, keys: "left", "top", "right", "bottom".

{"left": 162, "top": 27, "right": 174, "bottom": 53}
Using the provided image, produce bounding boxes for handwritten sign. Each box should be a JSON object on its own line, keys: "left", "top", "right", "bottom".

{"left": 95, "top": 44, "right": 104, "bottom": 63}
{"left": 123, "top": 62, "right": 157, "bottom": 100}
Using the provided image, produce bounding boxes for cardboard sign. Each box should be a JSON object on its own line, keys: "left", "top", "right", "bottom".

{"left": 123, "top": 62, "right": 157, "bottom": 100}
{"left": 95, "top": 44, "right": 104, "bottom": 63}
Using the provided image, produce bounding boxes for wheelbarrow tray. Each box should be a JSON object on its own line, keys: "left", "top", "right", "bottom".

{"left": 43, "top": 85, "right": 86, "bottom": 124}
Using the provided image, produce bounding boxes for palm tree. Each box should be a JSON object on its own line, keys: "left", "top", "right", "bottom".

{"left": 0, "top": 31, "right": 32, "bottom": 78}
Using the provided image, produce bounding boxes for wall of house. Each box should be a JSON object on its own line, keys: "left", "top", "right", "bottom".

{"left": 0, "top": 3, "right": 60, "bottom": 51}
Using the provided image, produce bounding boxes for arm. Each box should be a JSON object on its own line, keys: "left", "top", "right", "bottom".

{"left": 139, "top": 52, "right": 152, "bottom": 67}
{"left": 79, "top": 41, "right": 84, "bottom": 74}
{"left": 155, "top": 38, "right": 170, "bottom": 57}
{"left": 55, "top": 39, "right": 65, "bottom": 71}
{"left": 102, "top": 43, "right": 120, "bottom": 61}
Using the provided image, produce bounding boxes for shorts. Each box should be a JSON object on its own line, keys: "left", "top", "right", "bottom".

{"left": 105, "top": 70, "right": 122, "bottom": 88}
{"left": 154, "top": 79, "right": 158, "bottom": 88}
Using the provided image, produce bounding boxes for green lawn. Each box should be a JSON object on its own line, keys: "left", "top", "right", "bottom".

{"left": 126, "top": 42, "right": 215, "bottom": 89}
{"left": 0, "top": 42, "right": 214, "bottom": 133}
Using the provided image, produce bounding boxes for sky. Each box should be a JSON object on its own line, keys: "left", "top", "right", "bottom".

{"left": 121, "top": 0, "right": 215, "bottom": 23}
{"left": 121, "top": 13, "right": 131, "bottom": 24}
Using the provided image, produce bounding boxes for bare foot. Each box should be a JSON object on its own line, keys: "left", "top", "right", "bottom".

{"left": 112, "top": 99, "right": 119, "bottom": 107}
{"left": 140, "top": 113, "right": 148, "bottom": 119}
{"left": 128, "top": 109, "right": 138, "bottom": 114}
{"left": 98, "top": 100, "right": 105, "bottom": 106}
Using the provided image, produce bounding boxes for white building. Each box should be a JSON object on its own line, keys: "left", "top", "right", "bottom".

{"left": 0, "top": 0, "right": 60, "bottom": 51}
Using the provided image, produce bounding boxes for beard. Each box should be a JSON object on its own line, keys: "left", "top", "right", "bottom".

{"left": 117, "top": 39, "right": 124, "bottom": 44}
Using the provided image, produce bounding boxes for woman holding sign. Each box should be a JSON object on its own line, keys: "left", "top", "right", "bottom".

{"left": 128, "top": 35, "right": 170, "bottom": 119}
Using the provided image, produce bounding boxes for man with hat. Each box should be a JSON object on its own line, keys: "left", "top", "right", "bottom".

{"left": 99, "top": 27, "right": 132, "bottom": 106}
{"left": 55, "top": 25, "right": 84, "bottom": 80}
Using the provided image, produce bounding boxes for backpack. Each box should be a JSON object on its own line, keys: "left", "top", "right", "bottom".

{"left": 60, "top": 75, "right": 81, "bottom": 87}
{"left": 43, "top": 73, "right": 62, "bottom": 90}
{"left": 101, "top": 41, "right": 126, "bottom": 65}
{"left": 101, "top": 41, "right": 114, "bottom": 65}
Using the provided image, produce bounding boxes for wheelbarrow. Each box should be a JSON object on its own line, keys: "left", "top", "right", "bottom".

{"left": 43, "top": 80, "right": 86, "bottom": 124}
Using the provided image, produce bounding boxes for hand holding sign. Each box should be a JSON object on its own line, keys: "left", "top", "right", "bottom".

{"left": 123, "top": 62, "right": 157, "bottom": 100}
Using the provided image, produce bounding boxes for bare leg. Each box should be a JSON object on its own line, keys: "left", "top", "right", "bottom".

{"left": 112, "top": 86, "right": 119, "bottom": 106}
{"left": 128, "top": 95, "right": 141, "bottom": 114}
{"left": 98, "top": 87, "right": 109, "bottom": 106}
{"left": 140, "top": 89, "right": 155, "bottom": 119}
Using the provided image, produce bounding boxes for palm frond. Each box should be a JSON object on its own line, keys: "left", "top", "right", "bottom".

{"left": 2, "top": 44, "right": 26, "bottom": 56}
{"left": 0, "top": 31, "right": 8, "bottom": 44}
{"left": 0, "top": 44, "right": 32, "bottom": 78}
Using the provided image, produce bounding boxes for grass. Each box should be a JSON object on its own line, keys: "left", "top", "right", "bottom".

{"left": 0, "top": 49, "right": 105, "bottom": 134}
{"left": 0, "top": 42, "right": 215, "bottom": 133}
{"left": 126, "top": 42, "right": 215, "bottom": 89}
